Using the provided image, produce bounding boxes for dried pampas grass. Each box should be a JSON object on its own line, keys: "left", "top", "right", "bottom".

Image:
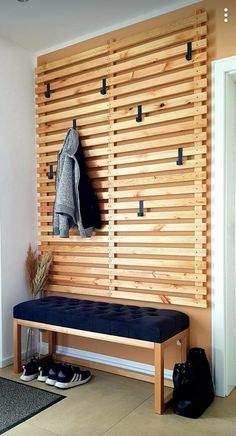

{"left": 26, "top": 245, "right": 52, "bottom": 298}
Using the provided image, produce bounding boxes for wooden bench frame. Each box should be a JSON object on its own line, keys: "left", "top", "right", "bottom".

{"left": 13, "top": 318, "right": 189, "bottom": 414}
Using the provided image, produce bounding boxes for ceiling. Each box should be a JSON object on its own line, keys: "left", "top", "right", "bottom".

{"left": 0, "top": 0, "right": 202, "bottom": 53}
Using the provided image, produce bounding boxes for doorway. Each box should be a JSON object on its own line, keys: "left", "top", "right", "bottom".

{"left": 212, "top": 56, "right": 236, "bottom": 397}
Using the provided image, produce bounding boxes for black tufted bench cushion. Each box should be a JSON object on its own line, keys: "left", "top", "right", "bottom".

{"left": 13, "top": 296, "right": 189, "bottom": 343}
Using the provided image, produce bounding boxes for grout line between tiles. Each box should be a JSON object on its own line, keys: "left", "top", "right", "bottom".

{"left": 101, "top": 393, "right": 154, "bottom": 435}
{"left": 26, "top": 422, "right": 63, "bottom": 436}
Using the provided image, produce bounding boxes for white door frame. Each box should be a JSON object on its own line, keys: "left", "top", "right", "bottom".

{"left": 212, "top": 55, "right": 236, "bottom": 397}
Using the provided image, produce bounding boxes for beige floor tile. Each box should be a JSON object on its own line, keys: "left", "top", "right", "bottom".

{"left": 4, "top": 422, "right": 59, "bottom": 436}
{"left": 1, "top": 366, "right": 236, "bottom": 436}
{"left": 105, "top": 392, "right": 236, "bottom": 436}
{"left": 30, "top": 371, "right": 153, "bottom": 436}
{"left": 0, "top": 366, "right": 24, "bottom": 383}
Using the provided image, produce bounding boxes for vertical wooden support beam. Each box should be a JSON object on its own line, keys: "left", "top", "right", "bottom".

{"left": 48, "top": 330, "right": 56, "bottom": 355}
{"left": 36, "top": 70, "right": 52, "bottom": 269}
{"left": 107, "top": 40, "right": 116, "bottom": 297}
{"left": 194, "top": 9, "right": 206, "bottom": 306}
{"left": 154, "top": 343, "right": 165, "bottom": 414}
{"left": 154, "top": 330, "right": 189, "bottom": 414}
{"left": 13, "top": 319, "right": 22, "bottom": 373}
{"left": 180, "top": 328, "right": 189, "bottom": 362}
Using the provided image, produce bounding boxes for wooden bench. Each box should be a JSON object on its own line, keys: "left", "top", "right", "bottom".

{"left": 13, "top": 296, "right": 189, "bottom": 414}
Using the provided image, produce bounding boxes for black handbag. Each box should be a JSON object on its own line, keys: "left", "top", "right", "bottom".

{"left": 172, "top": 348, "right": 215, "bottom": 418}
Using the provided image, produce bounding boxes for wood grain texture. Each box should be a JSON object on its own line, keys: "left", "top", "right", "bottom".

{"left": 36, "top": 10, "right": 208, "bottom": 308}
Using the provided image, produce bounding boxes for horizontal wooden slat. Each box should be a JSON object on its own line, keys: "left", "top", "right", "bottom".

{"left": 111, "top": 185, "right": 206, "bottom": 199}
{"left": 37, "top": 157, "right": 207, "bottom": 179}
{"left": 36, "top": 65, "right": 207, "bottom": 115}
{"left": 110, "top": 246, "right": 206, "bottom": 257}
{"left": 37, "top": 197, "right": 207, "bottom": 212}
{"left": 36, "top": 54, "right": 110, "bottom": 85}
{"left": 37, "top": 131, "right": 207, "bottom": 159}
{"left": 38, "top": 192, "right": 106, "bottom": 203}
{"left": 38, "top": 147, "right": 205, "bottom": 172}
{"left": 113, "top": 145, "right": 206, "bottom": 165}
{"left": 49, "top": 274, "right": 206, "bottom": 295}
{"left": 115, "top": 292, "right": 206, "bottom": 307}
{"left": 39, "top": 221, "right": 206, "bottom": 233}
{"left": 37, "top": 78, "right": 207, "bottom": 124}
{"left": 52, "top": 255, "right": 206, "bottom": 270}
{"left": 35, "top": 11, "right": 206, "bottom": 74}
{"left": 53, "top": 255, "right": 108, "bottom": 264}
{"left": 100, "top": 158, "right": 206, "bottom": 179}
{"left": 49, "top": 264, "right": 207, "bottom": 283}
{"left": 38, "top": 171, "right": 207, "bottom": 193}
{"left": 114, "top": 211, "right": 206, "bottom": 220}
{"left": 36, "top": 92, "right": 207, "bottom": 139}
{"left": 85, "top": 121, "right": 207, "bottom": 148}
{"left": 49, "top": 274, "right": 109, "bottom": 287}
{"left": 108, "top": 235, "right": 206, "bottom": 243}
{"left": 17, "top": 318, "right": 155, "bottom": 348}
{"left": 36, "top": 53, "right": 207, "bottom": 105}
{"left": 111, "top": 11, "right": 207, "bottom": 51}
{"left": 110, "top": 170, "right": 207, "bottom": 188}
{"left": 50, "top": 265, "right": 109, "bottom": 276}
{"left": 37, "top": 108, "right": 207, "bottom": 149}
{"left": 40, "top": 234, "right": 206, "bottom": 244}
{"left": 39, "top": 235, "right": 108, "bottom": 243}
{"left": 38, "top": 210, "right": 206, "bottom": 223}
{"left": 46, "top": 284, "right": 207, "bottom": 307}
{"left": 35, "top": 27, "right": 206, "bottom": 85}
{"left": 49, "top": 245, "right": 108, "bottom": 254}
{"left": 54, "top": 353, "right": 155, "bottom": 383}
{"left": 38, "top": 187, "right": 207, "bottom": 206}
{"left": 108, "top": 223, "right": 206, "bottom": 232}
{"left": 42, "top": 242, "right": 206, "bottom": 257}
{"left": 36, "top": 44, "right": 109, "bottom": 74}
{"left": 110, "top": 65, "right": 207, "bottom": 98}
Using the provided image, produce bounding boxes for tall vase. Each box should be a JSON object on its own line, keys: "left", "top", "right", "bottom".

{"left": 25, "top": 327, "right": 34, "bottom": 363}
{"left": 24, "top": 291, "right": 43, "bottom": 363}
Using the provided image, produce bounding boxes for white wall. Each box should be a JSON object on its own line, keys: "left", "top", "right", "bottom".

{"left": 0, "top": 36, "right": 36, "bottom": 367}
{"left": 0, "top": 222, "right": 2, "bottom": 363}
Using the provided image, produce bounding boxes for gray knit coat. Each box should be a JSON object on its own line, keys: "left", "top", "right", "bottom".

{"left": 53, "top": 128, "right": 93, "bottom": 238}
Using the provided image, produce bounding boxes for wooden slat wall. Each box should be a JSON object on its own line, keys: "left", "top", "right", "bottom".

{"left": 36, "top": 10, "right": 207, "bottom": 308}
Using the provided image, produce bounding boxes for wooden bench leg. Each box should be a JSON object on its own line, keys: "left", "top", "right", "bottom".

{"left": 48, "top": 330, "right": 56, "bottom": 355}
{"left": 13, "top": 319, "right": 22, "bottom": 373}
{"left": 154, "top": 343, "right": 165, "bottom": 414}
{"left": 180, "top": 329, "right": 189, "bottom": 362}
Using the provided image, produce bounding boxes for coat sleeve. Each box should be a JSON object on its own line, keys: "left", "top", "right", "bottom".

{"left": 53, "top": 155, "right": 77, "bottom": 237}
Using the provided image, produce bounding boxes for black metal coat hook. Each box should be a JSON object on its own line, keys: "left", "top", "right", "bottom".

{"left": 176, "top": 147, "right": 183, "bottom": 165}
{"left": 186, "top": 41, "right": 192, "bottom": 61}
{"left": 100, "top": 78, "right": 107, "bottom": 95}
{"left": 72, "top": 119, "right": 77, "bottom": 129}
{"left": 44, "top": 82, "right": 51, "bottom": 98}
{"left": 48, "top": 164, "right": 54, "bottom": 179}
{"left": 137, "top": 200, "right": 144, "bottom": 217}
{"left": 136, "top": 105, "right": 142, "bottom": 123}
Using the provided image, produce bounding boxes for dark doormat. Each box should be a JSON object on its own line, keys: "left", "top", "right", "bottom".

{"left": 0, "top": 376, "right": 65, "bottom": 434}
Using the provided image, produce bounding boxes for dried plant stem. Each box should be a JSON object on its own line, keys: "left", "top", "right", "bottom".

{"left": 26, "top": 244, "right": 52, "bottom": 298}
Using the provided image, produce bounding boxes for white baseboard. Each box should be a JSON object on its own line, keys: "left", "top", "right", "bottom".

{"left": 0, "top": 348, "right": 37, "bottom": 368}
{"left": 40, "top": 342, "right": 173, "bottom": 381}
{"left": 1, "top": 339, "right": 174, "bottom": 382}
{"left": 0, "top": 355, "right": 14, "bottom": 368}
{"left": 0, "top": 328, "right": 39, "bottom": 368}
